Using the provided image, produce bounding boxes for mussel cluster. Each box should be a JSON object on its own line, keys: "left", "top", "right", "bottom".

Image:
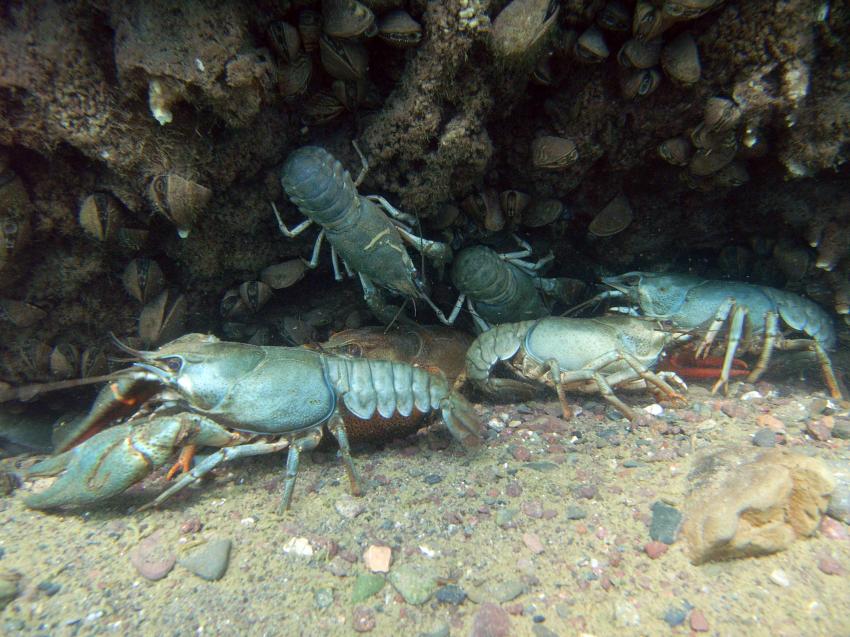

{"left": 268, "top": 0, "right": 423, "bottom": 125}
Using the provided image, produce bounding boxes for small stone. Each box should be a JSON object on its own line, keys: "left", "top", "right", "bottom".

{"left": 526, "top": 461, "right": 559, "bottom": 472}
{"left": 352, "top": 573, "right": 385, "bottom": 603}
{"left": 37, "top": 581, "right": 61, "bottom": 597}
{"left": 806, "top": 420, "right": 831, "bottom": 442}
{"left": 644, "top": 541, "right": 668, "bottom": 559}
{"left": 741, "top": 390, "right": 763, "bottom": 401}
{"left": 690, "top": 609, "right": 709, "bottom": 632}
{"left": 832, "top": 418, "right": 850, "bottom": 440}
{"left": 388, "top": 564, "right": 437, "bottom": 605}
{"left": 650, "top": 501, "right": 683, "bottom": 545}
{"left": 511, "top": 445, "right": 532, "bottom": 461}
{"left": 471, "top": 603, "right": 512, "bottom": 637}
{"left": 769, "top": 569, "right": 791, "bottom": 587}
{"left": 423, "top": 473, "right": 443, "bottom": 485}
{"left": 752, "top": 428, "right": 777, "bottom": 447}
{"left": 819, "top": 516, "right": 850, "bottom": 540}
{"left": 522, "top": 500, "right": 544, "bottom": 519}
{"left": 179, "top": 517, "right": 203, "bottom": 534}
{"left": 420, "top": 622, "right": 450, "bottom": 637}
{"left": 532, "top": 625, "right": 558, "bottom": 637}
{"left": 663, "top": 606, "right": 687, "bottom": 626}
{"left": 496, "top": 508, "right": 518, "bottom": 528}
{"left": 178, "top": 538, "right": 232, "bottom": 581}
{"left": 0, "top": 572, "right": 20, "bottom": 610}
{"left": 435, "top": 584, "right": 466, "bottom": 605}
{"left": 623, "top": 459, "right": 640, "bottom": 468}
{"left": 282, "top": 536, "right": 313, "bottom": 557}
{"left": 756, "top": 414, "right": 784, "bottom": 430}
{"left": 335, "top": 496, "right": 366, "bottom": 519}
{"left": 314, "top": 587, "right": 334, "bottom": 609}
{"left": 352, "top": 606, "right": 376, "bottom": 632}
{"left": 523, "top": 532, "right": 545, "bottom": 554}
{"left": 818, "top": 556, "right": 845, "bottom": 575}
{"left": 129, "top": 530, "right": 176, "bottom": 581}
{"left": 613, "top": 598, "right": 641, "bottom": 627}
{"left": 576, "top": 485, "right": 598, "bottom": 499}
{"left": 565, "top": 506, "right": 587, "bottom": 520}
{"left": 363, "top": 545, "right": 392, "bottom": 573}
{"left": 490, "top": 579, "right": 526, "bottom": 603}
{"left": 644, "top": 403, "right": 663, "bottom": 416}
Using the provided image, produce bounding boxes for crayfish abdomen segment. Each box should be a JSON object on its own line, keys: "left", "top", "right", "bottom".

{"left": 281, "top": 146, "right": 358, "bottom": 225}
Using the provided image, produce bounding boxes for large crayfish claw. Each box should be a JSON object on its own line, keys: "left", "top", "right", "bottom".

{"left": 24, "top": 413, "right": 237, "bottom": 509}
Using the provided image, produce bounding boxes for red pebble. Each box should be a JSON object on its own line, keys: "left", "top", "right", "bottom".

{"left": 690, "top": 609, "right": 709, "bottom": 632}
{"left": 352, "top": 607, "right": 376, "bottom": 632}
{"left": 511, "top": 445, "right": 532, "bottom": 461}
{"left": 818, "top": 556, "right": 845, "bottom": 576}
{"left": 505, "top": 602, "right": 524, "bottom": 616}
{"left": 819, "top": 517, "right": 850, "bottom": 540}
{"left": 644, "top": 541, "right": 668, "bottom": 559}
{"left": 806, "top": 420, "right": 831, "bottom": 442}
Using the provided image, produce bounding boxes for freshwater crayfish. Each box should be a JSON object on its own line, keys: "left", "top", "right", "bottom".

{"left": 463, "top": 315, "right": 688, "bottom": 422}
{"left": 22, "top": 333, "right": 482, "bottom": 512}
{"left": 572, "top": 271, "right": 843, "bottom": 397}
{"left": 447, "top": 240, "right": 585, "bottom": 332}
{"left": 273, "top": 145, "right": 453, "bottom": 325}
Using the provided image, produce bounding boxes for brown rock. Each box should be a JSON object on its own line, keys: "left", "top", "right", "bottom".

{"left": 690, "top": 609, "right": 709, "bottom": 632}
{"left": 129, "top": 530, "right": 176, "bottom": 581}
{"left": 756, "top": 414, "right": 785, "bottom": 431}
{"left": 817, "top": 555, "right": 845, "bottom": 575}
{"left": 471, "top": 603, "right": 512, "bottom": 637}
{"left": 806, "top": 419, "right": 832, "bottom": 442}
{"left": 522, "top": 532, "right": 545, "bottom": 554}
{"left": 644, "top": 541, "right": 668, "bottom": 559}
{"left": 683, "top": 449, "right": 835, "bottom": 564}
{"left": 363, "top": 545, "right": 392, "bottom": 573}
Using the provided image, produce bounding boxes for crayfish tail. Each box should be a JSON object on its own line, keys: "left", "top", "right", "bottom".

{"left": 441, "top": 391, "right": 484, "bottom": 449}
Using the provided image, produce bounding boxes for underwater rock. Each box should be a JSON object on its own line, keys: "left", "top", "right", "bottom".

{"left": 683, "top": 449, "right": 835, "bottom": 564}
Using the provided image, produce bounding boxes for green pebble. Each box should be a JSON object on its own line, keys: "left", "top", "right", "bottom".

{"left": 351, "top": 573, "right": 385, "bottom": 603}
{"left": 388, "top": 565, "right": 437, "bottom": 605}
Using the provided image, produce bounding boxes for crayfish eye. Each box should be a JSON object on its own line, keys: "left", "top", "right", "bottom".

{"left": 162, "top": 357, "right": 183, "bottom": 372}
{"left": 346, "top": 344, "right": 362, "bottom": 357}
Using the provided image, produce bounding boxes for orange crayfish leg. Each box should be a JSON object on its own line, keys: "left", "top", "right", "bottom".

{"left": 166, "top": 444, "right": 197, "bottom": 481}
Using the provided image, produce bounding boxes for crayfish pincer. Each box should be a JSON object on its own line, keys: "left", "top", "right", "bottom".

{"left": 22, "top": 334, "right": 482, "bottom": 512}
{"left": 273, "top": 145, "right": 453, "bottom": 325}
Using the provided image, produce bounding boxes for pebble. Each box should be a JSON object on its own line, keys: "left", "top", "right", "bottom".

{"left": 806, "top": 420, "right": 831, "bottom": 442}
{"left": 388, "top": 564, "right": 437, "bottom": 605}
{"left": 613, "top": 598, "right": 641, "bottom": 627}
{"left": 420, "top": 623, "right": 450, "bottom": 637}
{"left": 650, "top": 501, "right": 683, "bottom": 545}
{"left": 827, "top": 461, "right": 850, "bottom": 524}
{"left": 575, "top": 485, "right": 598, "bottom": 499}
{"left": 769, "top": 569, "right": 791, "bottom": 587}
{"left": 756, "top": 414, "right": 785, "bottom": 430}
{"left": 178, "top": 538, "right": 232, "bottom": 581}
{"left": 352, "top": 606, "right": 376, "bottom": 632}
{"left": 643, "top": 403, "right": 664, "bottom": 416}
{"left": 833, "top": 418, "right": 850, "bottom": 440}
{"left": 690, "top": 609, "right": 709, "bottom": 632}
{"left": 0, "top": 576, "right": 19, "bottom": 609}
{"left": 741, "top": 390, "right": 763, "bottom": 401}
{"left": 523, "top": 532, "right": 545, "bottom": 554}
{"left": 644, "top": 541, "right": 668, "bottom": 559}
{"left": 526, "top": 461, "right": 559, "bottom": 472}
{"left": 334, "top": 496, "right": 365, "bottom": 519}
{"left": 819, "top": 516, "right": 850, "bottom": 540}
{"left": 313, "top": 587, "right": 333, "bottom": 609}
{"left": 282, "top": 536, "right": 313, "bottom": 557}
{"left": 434, "top": 584, "right": 466, "bottom": 605}
{"left": 817, "top": 556, "right": 845, "bottom": 576}
{"left": 491, "top": 579, "right": 526, "bottom": 603}
{"left": 37, "top": 581, "right": 61, "bottom": 597}
{"left": 663, "top": 606, "right": 688, "bottom": 627}
{"left": 752, "top": 428, "right": 777, "bottom": 447}
{"left": 351, "top": 573, "right": 385, "bottom": 603}
{"left": 565, "top": 506, "right": 587, "bottom": 520}
{"left": 129, "top": 531, "right": 176, "bottom": 581}
{"left": 623, "top": 459, "right": 641, "bottom": 468}
{"left": 179, "top": 517, "right": 203, "bottom": 534}
{"left": 522, "top": 500, "right": 544, "bottom": 519}
{"left": 532, "top": 625, "right": 558, "bottom": 637}
{"left": 496, "top": 508, "right": 518, "bottom": 528}
{"left": 471, "top": 603, "right": 512, "bottom": 637}
{"left": 423, "top": 473, "right": 443, "bottom": 484}
{"left": 363, "top": 545, "right": 392, "bottom": 573}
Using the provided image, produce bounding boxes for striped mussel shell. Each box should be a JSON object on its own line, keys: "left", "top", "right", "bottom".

{"left": 139, "top": 289, "right": 187, "bottom": 348}
{"left": 0, "top": 298, "right": 46, "bottom": 327}
{"left": 320, "top": 35, "right": 368, "bottom": 81}
{"left": 633, "top": 0, "right": 671, "bottom": 41}
{"left": 657, "top": 136, "right": 693, "bottom": 166}
{"left": 261, "top": 259, "right": 308, "bottom": 290}
{"left": 574, "top": 26, "right": 609, "bottom": 63}
{"left": 462, "top": 189, "right": 505, "bottom": 232}
{"left": 122, "top": 258, "right": 165, "bottom": 304}
{"left": 298, "top": 10, "right": 323, "bottom": 52}
{"left": 532, "top": 136, "right": 579, "bottom": 169}
{"left": 220, "top": 287, "right": 247, "bottom": 319}
{"left": 79, "top": 193, "right": 124, "bottom": 242}
{"left": 589, "top": 195, "right": 633, "bottom": 237}
{"left": 0, "top": 167, "right": 32, "bottom": 266}
{"left": 521, "top": 199, "right": 564, "bottom": 228}
{"left": 661, "top": 32, "right": 701, "bottom": 85}
{"left": 620, "top": 68, "right": 661, "bottom": 99}
{"left": 617, "top": 38, "right": 661, "bottom": 69}
{"left": 491, "top": 0, "right": 559, "bottom": 61}
{"left": 662, "top": 0, "right": 720, "bottom": 20}
{"left": 268, "top": 21, "right": 301, "bottom": 63}
{"left": 378, "top": 9, "right": 423, "bottom": 48}
{"left": 147, "top": 174, "right": 212, "bottom": 239}
{"left": 597, "top": 0, "right": 631, "bottom": 31}
{"left": 279, "top": 55, "right": 313, "bottom": 98}
{"left": 689, "top": 141, "right": 737, "bottom": 176}
{"left": 304, "top": 91, "right": 346, "bottom": 125}
{"left": 239, "top": 281, "right": 273, "bottom": 314}
{"left": 500, "top": 190, "right": 531, "bottom": 222}
{"left": 49, "top": 342, "right": 80, "bottom": 380}
{"left": 80, "top": 346, "right": 108, "bottom": 378}
{"left": 322, "top": 0, "right": 376, "bottom": 39}
{"left": 703, "top": 97, "right": 742, "bottom": 133}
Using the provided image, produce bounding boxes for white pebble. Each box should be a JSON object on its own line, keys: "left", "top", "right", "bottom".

{"left": 282, "top": 536, "right": 313, "bottom": 557}
{"left": 770, "top": 569, "right": 791, "bottom": 587}
{"left": 741, "top": 390, "right": 763, "bottom": 401}
{"left": 643, "top": 404, "right": 664, "bottom": 416}
{"left": 240, "top": 516, "right": 256, "bottom": 527}
{"left": 488, "top": 418, "right": 505, "bottom": 432}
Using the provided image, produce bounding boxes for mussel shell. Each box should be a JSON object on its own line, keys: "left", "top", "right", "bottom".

{"left": 220, "top": 287, "right": 247, "bottom": 319}
{"left": 320, "top": 35, "right": 368, "bottom": 81}
{"left": 279, "top": 55, "right": 313, "bottom": 98}
{"left": 0, "top": 170, "right": 32, "bottom": 263}
{"left": 574, "top": 26, "right": 609, "bottom": 62}
{"left": 462, "top": 189, "right": 505, "bottom": 232}
{"left": 298, "top": 10, "right": 323, "bottom": 52}
{"left": 49, "top": 343, "right": 80, "bottom": 380}
{"left": 620, "top": 68, "right": 661, "bottom": 99}
{"left": 80, "top": 346, "right": 108, "bottom": 378}
{"left": 304, "top": 91, "right": 346, "bottom": 125}
{"left": 332, "top": 79, "right": 366, "bottom": 111}
{"left": 521, "top": 198, "right": 564, "bottom": 227}
{"left": 147, "top": 174, "right": 212, "bottom": 238}
{"left": 322, "top": 0, "right": 375, "bottom": 39}
{"left": 500, "top": 190, "right": 531, "bottom": 221}
{"left": 689, "top": 142, "right": 737, "bottom": 176}
{"left": 428, "top": 203, "right": 461, "bottom": 230}
{"left": 239, "top": 281, "right": 272, "bottom": 314}
{"left": 532, "top": 136, "right": 579, "bottom": 169}
{"left": 116, "top": 227, "right": 150, "bottom": 251}
{"left": 597, "top": 0, "right": 631, "bottom": 31}
{"left": 703, "top": 96, "right": 742, "bottom": 133}
{"left": 261, "top": 259, "right": 308, "bottom": 290}
{"left": 589, "top": 195, "right": 633, "bottom": 237}
{"left": 711, "top": 160, "right": 749, "bottom": 188}
{"left": 491, "top": 0, "right": 559, "bottom": 60}
{"left": 617, "top": 38, "right": 661, "bottom": 69}
{"left": 657, "top": 136, "right": 693, "bottom": 166}
{"left": 268, "top": 21, "right": 301, "bottom": 63}
{"left": 531, "top": 54, "right": 554, "bottom": 86}
{"left": 0, "top": 299, "right": 47, "bottom": 327}
{"left": 772, "top": 241, "right": 811, "bottom": 282}
{"left": 633, "top": 0, "right": 671, "bottom": 41}
{"left": 21, "top": 341, "right": 52, "bottom": 379}
{"left": 378, "top": 9, "right": 423, "bottom": 48}
{"left": 122, "top": 258, "right": 165, "bottom": 304}
{"left": 661, "top": 32, "right": 701, "bottom": 85}
{"left": 139, "top": 290, "right": 187, "bottom": 347}
{"left": 662, "top": 0, "right": 719, "bottom": 19}
{"left": 79, "top": 193, "right": 124, "bottom": 242}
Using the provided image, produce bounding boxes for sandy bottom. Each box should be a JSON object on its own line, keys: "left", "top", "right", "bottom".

{"left": 2, "top": 377, "right": 849, "bottom": 637}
